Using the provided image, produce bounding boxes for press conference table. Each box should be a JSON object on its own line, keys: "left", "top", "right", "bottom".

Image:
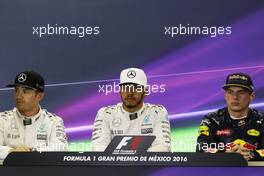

{"left": 1, "top": 160, "right": 263, "bottom": 166}
{"left": 1, "top": 163, "right": 264, "bottom": 176}
{"left": 0, "top": 152, "right": 264, "bottom": 176}
{"left": 0, "top": 153, "right": 264, "bottom": 176}
{"left": 0, "top": 161, "right": 263, "bottom": 166}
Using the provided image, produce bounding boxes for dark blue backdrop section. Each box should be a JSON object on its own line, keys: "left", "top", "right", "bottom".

{"left": 0, "top": 0, "right": 263, "bottom": 84}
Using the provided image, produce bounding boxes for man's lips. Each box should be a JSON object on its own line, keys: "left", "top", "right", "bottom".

{"left": 125, "top": 98, "right": 136, "bottom": 101}
{"left": 231, "top": 102, "right": 240, "bottom": 106}
{"left": 16, "top": 100, "right": 24, "bottom": 104}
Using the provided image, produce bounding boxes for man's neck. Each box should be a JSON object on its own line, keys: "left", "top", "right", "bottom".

{"left": 19, "top": 106, "right": 40, "bottom": 117}
{"left": 228, "top": 108, "right": 249, "bottom": 119}
{"left": 123, "top": 103, "right": 144, "bottom": 113}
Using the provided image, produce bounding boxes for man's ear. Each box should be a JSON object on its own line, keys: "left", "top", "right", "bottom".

{"left": 250, "top": 92, "right": 256, "bottom": 102}
{"left": 37, "top": 92, "right": 44, "bottom": 101}
{"left": 224, "top": 90, "right": 228, "bottom": 101}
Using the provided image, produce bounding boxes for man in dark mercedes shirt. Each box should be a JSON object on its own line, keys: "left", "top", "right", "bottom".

{"left": 196, "top": 72, "right": 264, "bottom": 161}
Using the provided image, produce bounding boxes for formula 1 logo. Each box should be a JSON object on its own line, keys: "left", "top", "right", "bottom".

{"left": 113, "top": 136, "right": 144, "bottom": 154}
{"left": 116, "top": 137, "right": 132, "bottom": 149}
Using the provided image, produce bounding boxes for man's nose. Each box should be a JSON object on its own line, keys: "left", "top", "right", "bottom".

{"left": 127, "top": 91, "right": 134, "bottom": 96}
{"left": 232, "top": 93, "right": 239, "bottom": 99}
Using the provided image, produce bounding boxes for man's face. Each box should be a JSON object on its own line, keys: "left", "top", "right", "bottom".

{"left": 224, "top": 87, "right": 255, "bottom": 113}
{"left": 14, "top": 86, "right": 44, "bottom": 113}
{"left": 120, "top": 84, "right": 146, "bottom": 109}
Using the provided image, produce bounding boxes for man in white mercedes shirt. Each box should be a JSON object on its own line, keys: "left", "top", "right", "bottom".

{"left": 0, "top": 70, "right": 68, "bottom": 160}
{"left": 91, "top": 67, "right": 171, "bottom": 152}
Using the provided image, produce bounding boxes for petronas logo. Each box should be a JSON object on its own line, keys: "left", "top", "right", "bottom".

{"left": 143, "top": 115, "right": 150, "bottom": 124}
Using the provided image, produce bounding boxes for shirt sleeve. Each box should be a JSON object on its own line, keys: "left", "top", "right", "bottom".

{"left": 0, "top": 115, "right": 12, "bottom": 160}
{"left": 148, "top": 106, "right": 171, "bottom": 152}
{"left": 91, "top": 108, "right": 112, "bottom": 152}
{"left": 34, "top": 117, "right": 68, "bottom": 152}
{"left": 196, "top": 115, "right": 218, "bottom": 152}
{"left": 251, "top": 118, "right": 264, "bottom": 161}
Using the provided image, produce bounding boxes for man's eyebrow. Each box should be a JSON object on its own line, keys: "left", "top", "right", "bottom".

{"left": 21, "top": 87, "right": 35, "bottom": 90}
{"left": 238, "top": 90, "right": 247, "bottom": 92}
